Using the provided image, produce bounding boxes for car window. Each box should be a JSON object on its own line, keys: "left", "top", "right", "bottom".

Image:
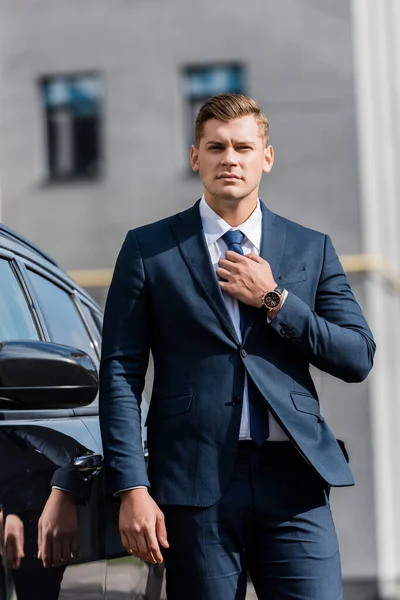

{"left": 141, "top": 394, "right": 150, "bottom": 450}
{"left": 27, "top": 270, "right": 98, "bottom": 366}
{"left": 81, "top": 303, "right": 101, "bottom": 353}
{"left": 0, "top": 259, "right": 39, "bottom": 342}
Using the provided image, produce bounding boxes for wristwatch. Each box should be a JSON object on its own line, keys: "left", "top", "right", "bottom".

{"left": 261, "top": 285, "right": 285, "bottom": 312}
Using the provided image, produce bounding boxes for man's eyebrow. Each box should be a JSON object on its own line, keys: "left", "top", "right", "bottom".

{"left": 205, "top": 139, "right": 256, "bottom": 146}
{"left": 235, "top": 140, "right": 256, "bottom": 145}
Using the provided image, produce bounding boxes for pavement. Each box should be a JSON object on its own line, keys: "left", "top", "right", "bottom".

{"left": 55, "top": 560, "right": 259, "bottom": 599}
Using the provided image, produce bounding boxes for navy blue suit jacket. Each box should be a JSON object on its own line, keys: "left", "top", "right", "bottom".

{"left": 99, "top": 200, "right": 375, "bottom": 506}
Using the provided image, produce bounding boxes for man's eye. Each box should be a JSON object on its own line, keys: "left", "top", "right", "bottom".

{"left": 209, "top": 146, "right": 223, "bottom": 151}
{"left": 237, "top": 146, "right": 252, "bottom": 151}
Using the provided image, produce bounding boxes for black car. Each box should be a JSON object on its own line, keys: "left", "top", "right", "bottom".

{"left": 0, "top": 223, "right": 165, "bottom": 600}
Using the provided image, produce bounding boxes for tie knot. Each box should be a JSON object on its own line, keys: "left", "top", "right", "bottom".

{"left": 222, "top": 230, "right": 245, "bottom": 255}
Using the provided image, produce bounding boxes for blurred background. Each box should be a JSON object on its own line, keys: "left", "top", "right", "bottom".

{"left": 0, "top": 0, "right": 399, "bottom": 598}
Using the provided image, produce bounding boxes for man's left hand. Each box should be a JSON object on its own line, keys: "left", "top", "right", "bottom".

{"left": 217, "top": 251, "right": 276, "bottom": 307}
{"left": 38, "top": 489, "right": 80, "bottom": 568}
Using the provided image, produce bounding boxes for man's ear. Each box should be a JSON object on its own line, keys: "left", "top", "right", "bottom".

{"left": 263, "top": 145, "right": 274, "bottom": 173}
{"left": 190, "top": 145, "right": 199, "bottom": 172}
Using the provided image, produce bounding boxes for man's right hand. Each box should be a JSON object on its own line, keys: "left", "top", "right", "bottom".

{"left": 119, "top": 489, "right": 169, "bottom": 564}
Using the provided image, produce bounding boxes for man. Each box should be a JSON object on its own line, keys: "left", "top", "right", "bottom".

{"left": 99, "top": 93, "right": 375, "bottom": 599}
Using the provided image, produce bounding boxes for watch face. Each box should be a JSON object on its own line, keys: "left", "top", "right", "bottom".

{"left": 263, "top": 291, "right": 281, "bottom": 309}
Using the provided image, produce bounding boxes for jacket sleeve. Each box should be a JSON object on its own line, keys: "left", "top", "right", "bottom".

{"left": 99, "top": 230, "right": 151, "bottom": 495}
{"left": 269, "top": 234, "right": 376, "bottom": 382}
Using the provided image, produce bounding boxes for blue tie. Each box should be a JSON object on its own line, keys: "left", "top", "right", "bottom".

{"left": 222, "top": 230, "right": 269, "bottom": 446}
{"left": 222, "top": 229, "right": 245, "bottom": 255}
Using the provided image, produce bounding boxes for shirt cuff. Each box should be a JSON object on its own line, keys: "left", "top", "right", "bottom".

{"left": 51, "top": 486, "right": 83, "bottom": 498}
{"left": 113, "top": 486, "right": 148, "bottom": 497}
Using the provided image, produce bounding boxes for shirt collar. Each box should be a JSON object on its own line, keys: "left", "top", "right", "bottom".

{"left": 199, "top": 195, "right": 262, "bottom": 251}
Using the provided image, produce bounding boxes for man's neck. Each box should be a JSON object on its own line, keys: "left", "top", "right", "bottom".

{"left": 204, "top": 194, "right": 259, "bottom": 227}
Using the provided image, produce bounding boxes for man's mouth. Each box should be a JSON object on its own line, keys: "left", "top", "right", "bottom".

{"left": 217, "top": 173, "right": 242, "bottom": 180}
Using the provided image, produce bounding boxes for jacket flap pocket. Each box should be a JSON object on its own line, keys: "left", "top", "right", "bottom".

{"left": 278, "top": 268, "right": 307, "bottom": 286}
{"left": 145, "top": 393, "right": 193, "bottom": 425}
{"left": 291, "top": 392, "right": 324, "bottom": 421}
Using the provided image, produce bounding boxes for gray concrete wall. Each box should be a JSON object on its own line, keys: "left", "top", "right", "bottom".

{"left": 0, "top": 0, "right": 376, "bottom": 583}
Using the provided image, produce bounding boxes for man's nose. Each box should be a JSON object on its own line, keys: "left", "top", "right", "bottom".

{"left": 221, "top": 149, "right": 238, "bottom": 166}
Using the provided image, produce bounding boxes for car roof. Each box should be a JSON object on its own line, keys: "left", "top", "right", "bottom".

{"left": 0, "top": 223, "right": 59, "bottom": 266}
{"left": 0, "top": 223, "right": 101, "bottom": 312}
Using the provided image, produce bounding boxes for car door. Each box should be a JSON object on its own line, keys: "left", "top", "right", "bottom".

{"left": 0, "top": 253, "right": 106, "bottom": 600}
{"left": 77, "top": 301, "right": 167, "bottom": 600}
{"left": 19, "top": 256, "right": 165, "bottom": 599}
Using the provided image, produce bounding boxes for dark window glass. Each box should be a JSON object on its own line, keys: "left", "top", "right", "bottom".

{"left": 40, "top": 73, "right": 102, "bottom": 181}
{"left": 28, "top": 271, "right": 98, "bottom": 366}
{"left": 0, "top": 260, "right": 39, "bottom": 342}
{"left": 184, "top": 64, "right": 245, "bottom": 146}
{"left": 81, "top": 303, "right": 101, "bottom": 354}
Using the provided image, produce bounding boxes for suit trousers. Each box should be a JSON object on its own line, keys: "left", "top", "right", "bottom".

{"left": 160, "top": 441, "right": 342, "bottom": 600}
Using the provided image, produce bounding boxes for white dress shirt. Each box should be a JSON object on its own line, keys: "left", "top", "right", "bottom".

{"left": 199, "top": 196, "right": 289, "bottom": 441}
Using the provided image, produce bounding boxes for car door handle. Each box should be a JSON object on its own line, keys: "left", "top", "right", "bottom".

{"left": 74, "top": 453, "right": 104, "bottom": 477}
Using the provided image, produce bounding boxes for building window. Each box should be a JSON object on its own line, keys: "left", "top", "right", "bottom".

{"left": 40, "top": 73, "right": 103, "bottom": 181}
{"left": 184, "top": 64, "right": 245, "bottom": 146}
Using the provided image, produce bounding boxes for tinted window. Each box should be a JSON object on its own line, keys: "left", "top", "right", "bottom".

{"left": 81, "top": 303, "right": 101, "bottom": 353}
{"left": 40, "top": 73, "right": 103, "bottom": 181}
{"left": 28, "top": 270, "right": 98, "bottom": 365}
{"left": 0, "top": 259, "right": 39, "bottom": 342}
{"left": 184, "top": 64, "right": 244, "bottom": 146}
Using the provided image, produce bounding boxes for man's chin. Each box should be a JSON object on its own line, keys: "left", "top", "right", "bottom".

{"left": 208, "top": 187, "right": 248, "bottom": 202}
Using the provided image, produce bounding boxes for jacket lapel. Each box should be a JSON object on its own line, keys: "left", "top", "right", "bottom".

{"left": 241, "top": 201, "right": 287, "bottom": 343}
{"left": 170, "top": 201, "right": 240, "bottom": 346}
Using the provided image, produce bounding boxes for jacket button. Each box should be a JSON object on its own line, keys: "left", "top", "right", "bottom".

{"left": 241, "top": 349, "right": 247, "bottom": 358}
{"left": 232, "top": 396, "right": 242, "bottom": 406}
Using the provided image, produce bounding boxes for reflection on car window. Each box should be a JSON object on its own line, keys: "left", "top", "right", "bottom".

{"left": 28, "top": 271, "right": 98, "bottom": 366}
{"left": 81, "top": 303, "right": 101, "bottom": 353}
{"left": 0, "top": 259, "right": 39, "bottom": 342}
{"left": 141, "top": 395, "right": 150, "bottom": 450}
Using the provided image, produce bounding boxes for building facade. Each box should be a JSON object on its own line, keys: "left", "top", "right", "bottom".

{"left": 1, "top": 0, "right": 399, "bottom": 597}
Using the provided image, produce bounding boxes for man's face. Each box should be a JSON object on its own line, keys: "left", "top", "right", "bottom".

{"left": 190, "top": 115, "right": 274, "bottom": 205}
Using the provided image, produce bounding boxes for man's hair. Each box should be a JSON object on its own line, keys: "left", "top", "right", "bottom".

{"left": 194, "top": 93, "right": 269, "bottom": 146}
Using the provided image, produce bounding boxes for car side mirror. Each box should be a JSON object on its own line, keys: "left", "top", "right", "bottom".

{"left": 0, "top": 340, "right": 98, "bottom": 410}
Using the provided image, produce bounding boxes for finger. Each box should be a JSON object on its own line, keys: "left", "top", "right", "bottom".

{"left": 218, "top": 259, "right": 238, "bottom": 272}
{"left": 5, "top": 539, "right": 16, "bottom": 569}
{"left": 145, "top": 532, "right": 162, "bottom": 564}
{"left": 12, "top": 550, "right": 24, "bottom": 570}
{"left": 70, "top": 532, "right": 80, "bottom": 560}
{"left": 120, "top": 530, "right": 131, "bottom": 553}
{"left": 61, "top": 538, "right": 71, "bottom": 565}
{"left": 51, "top": 538, "right": 62, "bottom": 567}
{"left": 136, "top": 532, "right": 152, "bottom": 561}
{"left": 156, "top": 513, "right": 169, "bottom": 550}
{"left": 219, "top": 280, "right": 234, "bottom": 293}
{"left": 37, "top": 522, "right": 43, "bottom": 559}
{"left": 15, "top": 536, "right": 24, "bottom": 569}
{"left": 41, "top": 535, "right": 53, "bottom": 569}
{"left": 216, "top": 267, "right": 232, "bottom": 281}
{"left": 122, "top": 529, "right": 139, "bottom": 556}
{"left": 246, "top": 253, "right": 263, "bottom": 263}
{"left": 224, "top": 251, "right": 246, "bottom": 262}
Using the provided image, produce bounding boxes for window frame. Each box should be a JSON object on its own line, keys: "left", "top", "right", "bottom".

{"left": 23, "top": 263, "right": 101, "bottom": 363}
{"left": 0, "top": 251, "right": 76, "bottom": 420}
{"left": 14, "top": 259, "right": 101, "bottom": 418}
{"left": 0, "top": 250, "right": 45, "bottom": 341}
{"left": 182, "top": 61, "right": 246, "bottom": 152}
{"left": 39, "top": 70, "right": 104, "bottom": 184}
